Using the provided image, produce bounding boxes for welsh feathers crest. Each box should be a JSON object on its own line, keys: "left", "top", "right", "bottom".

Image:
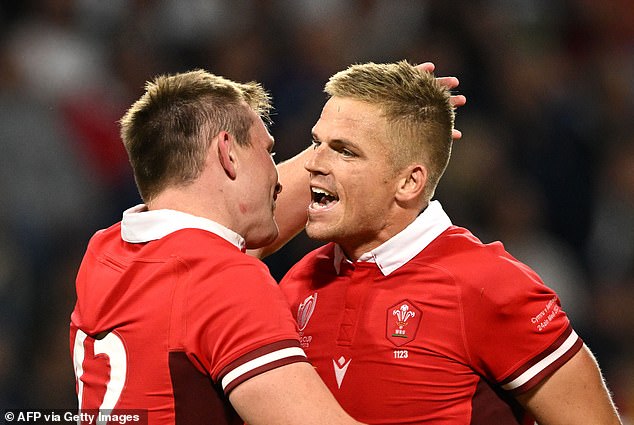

{"left": 386, "top": 300, "right": 421, "bottom": 347}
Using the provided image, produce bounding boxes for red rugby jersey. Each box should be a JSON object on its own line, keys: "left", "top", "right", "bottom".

{"left": 280, "top": 201, "right": 582, "bottom": 425}
{"left": 70, "top": 205, "right": 307, "bottom": 424}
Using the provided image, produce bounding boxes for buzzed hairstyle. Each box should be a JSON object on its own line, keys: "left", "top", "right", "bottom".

{"left": 325, "top": 60, "right": 455, "bottom": 201}
{"left": 120, "top": 69, "right": 272, "bottom": 203}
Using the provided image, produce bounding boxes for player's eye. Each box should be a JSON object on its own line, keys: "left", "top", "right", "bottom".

{"left": 340, "top": 148, "right": 355, "bottom": 158}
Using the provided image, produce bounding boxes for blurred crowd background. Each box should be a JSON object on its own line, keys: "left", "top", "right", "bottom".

{"left": 0, "top": 0, "right": 632, "bottom": 420}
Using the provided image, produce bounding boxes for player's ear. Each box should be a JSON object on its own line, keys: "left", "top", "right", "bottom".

{"left": 217, "top": 131, "right": 237, "bottom": 179}
{"left": 395, "top": 164, "right": 426, "bottom": 203}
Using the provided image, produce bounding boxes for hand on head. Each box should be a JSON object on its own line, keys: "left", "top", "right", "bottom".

{"left": 416, "top": 62, "right": 466, "bottom": 140}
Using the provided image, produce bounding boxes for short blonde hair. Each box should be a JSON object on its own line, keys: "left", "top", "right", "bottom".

{"left": 120, "top": 69, "right": 272, "bottom": 202}
{"left": 325, "top": 61, "right": 455, "bottom": 201}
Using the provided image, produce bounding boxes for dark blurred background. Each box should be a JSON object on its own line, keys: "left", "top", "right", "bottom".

{"left": 0, "top": 0, "right": 632, "bottom": 420}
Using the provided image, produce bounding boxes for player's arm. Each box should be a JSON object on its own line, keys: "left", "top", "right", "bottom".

{"left": 516, "top": 344, "right": 623, "bottom": 425}
{"left": 230, "top": 361, "right": 364, "bottom": 425}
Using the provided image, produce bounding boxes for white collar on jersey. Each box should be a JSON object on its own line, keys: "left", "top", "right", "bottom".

{"left": 120, "top": 204, "right": 246, "bottom": 252}
{"left": 334, "top": 200, "right": 452, "bottom": 276}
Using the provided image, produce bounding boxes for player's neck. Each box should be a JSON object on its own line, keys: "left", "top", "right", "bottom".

{"left": 339, "top": 203, "right": 428, "bottom": 262}
{"left": 147, "top": 186, "right": 234, "bottom": 229}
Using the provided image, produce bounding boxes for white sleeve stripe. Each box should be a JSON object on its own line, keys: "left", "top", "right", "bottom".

{"left": 501, "top": 330, "right": 579, "bottom": 391}
{"left": 221, "top": 346, "right": 306, "bottom": 390}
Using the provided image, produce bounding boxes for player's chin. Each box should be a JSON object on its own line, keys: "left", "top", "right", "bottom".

{"left": 245, "top": 223, "right": 279, "bottom": 249}
{"left": 305, "top": 222, "right": 335, "bottom": 242}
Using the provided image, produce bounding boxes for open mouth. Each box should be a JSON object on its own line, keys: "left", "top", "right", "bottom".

{"left": 311, "top": 187, "right": 339, "bottom": 210}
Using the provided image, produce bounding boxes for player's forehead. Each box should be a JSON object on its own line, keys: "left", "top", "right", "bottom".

{"left": 313, "top": 97, "right": 389, "bottom": 151}
{"left": 318, "top": 96, "right": 382, "bottom": 126}
{"left": 248, "top": 112, "right": 274, "bottom": 149}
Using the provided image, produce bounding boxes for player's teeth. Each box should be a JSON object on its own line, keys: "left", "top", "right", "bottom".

{"left": 312, "top": 188, "right": 335, "bottom": 196}
{"left": 312, "top": 200, "right": 333, "bottom": 209}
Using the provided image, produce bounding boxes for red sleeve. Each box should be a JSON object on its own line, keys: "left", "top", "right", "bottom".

{"left": 181, "top": 255, "right": 308, "bottom": 394}
{"left": 460, "top": 250, "right": 583, "bottom": 395}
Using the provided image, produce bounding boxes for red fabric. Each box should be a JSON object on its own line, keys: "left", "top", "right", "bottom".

{"left": 71, "top": 225, "right": 304, "bottom": 424}
{"left": 280, "top": 226, "right": 582, "bottom": 424}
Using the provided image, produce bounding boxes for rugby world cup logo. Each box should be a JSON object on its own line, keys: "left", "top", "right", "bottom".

{"left": 297, "top": 292, "right": 318, "bottom": 332}
{"left": 386, "top": 300, "right": 421, "bottom": 347}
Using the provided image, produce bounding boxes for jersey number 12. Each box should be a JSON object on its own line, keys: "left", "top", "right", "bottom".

{"left": 72, "top": 330, "right": 127, "bottom": 418}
